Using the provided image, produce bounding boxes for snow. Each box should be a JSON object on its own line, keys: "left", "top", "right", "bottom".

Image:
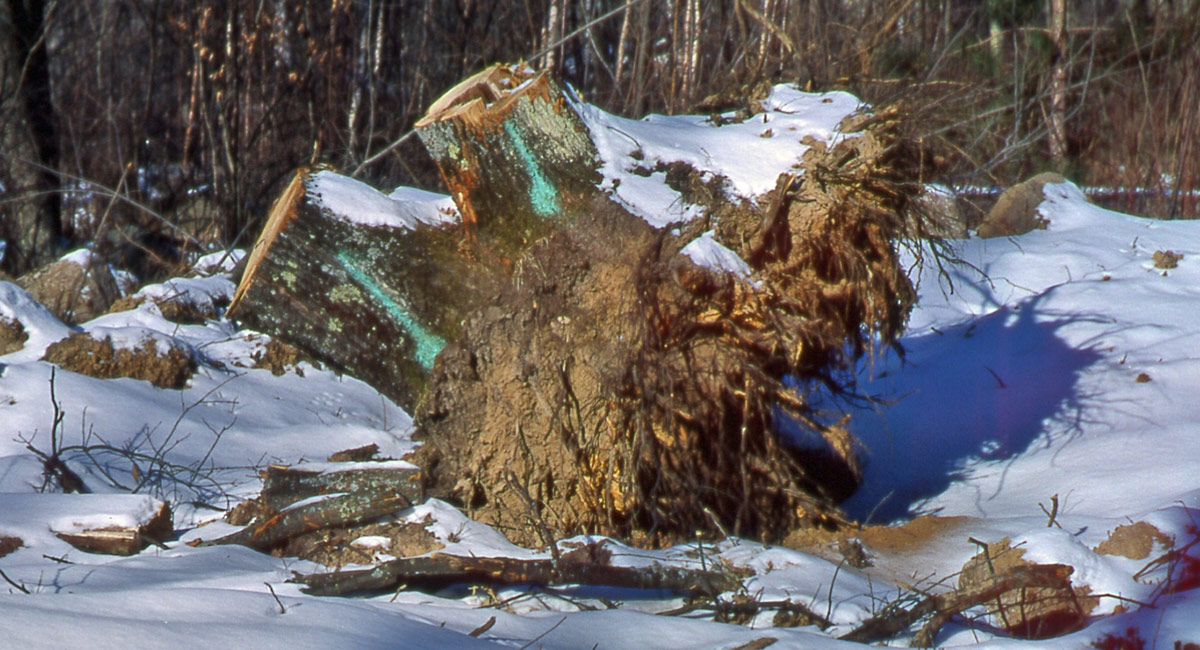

{"left": 2, "top": 107, "right": 1199, "bottom": 647}
{"left": 680, "top": 230, "right": 754, "bottom": 282}
{"left": 578, "top": 86, "right": 862, "bottom": 227}
{"left": 309, "top": 170, "right": 458, "bottom": 229}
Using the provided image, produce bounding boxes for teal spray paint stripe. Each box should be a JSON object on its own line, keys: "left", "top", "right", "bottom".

{"left": 503, "top": 121, "right": 560, "bottom": 217}
{"left": 334, "top": 251, "right": 445, "bottom": 370}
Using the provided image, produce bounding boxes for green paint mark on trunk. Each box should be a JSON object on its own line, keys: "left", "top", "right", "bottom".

{"left": 334, "top": 250, "right": 445, "bottom": 370}
{"left": 503, "top": 121, "right": 560, "bottom": 217}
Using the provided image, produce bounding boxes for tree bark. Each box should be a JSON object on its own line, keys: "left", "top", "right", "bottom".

{"left": 295, "top": 547, "right": 745, "bottom": 597}
{"left": 3, "top": 0, "right": 63, "bottom": 275}
{"left": 414, "top": 64, "right": 602, "bottom": 264}
{"left": 228, "top": 168, "right": 499, "bottom": 409}
{"left": 1048, "top": 0, "right": 1069, "bottom": 169}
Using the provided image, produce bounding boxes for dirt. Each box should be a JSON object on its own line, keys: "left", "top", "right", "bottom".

{"left": 42, "top": 332, "right": 196, "bottom": 389}
{"left": 412, "top": 107, "right": 928, "bottom": 549}
{"left": 0, "top": 315, "right": 27, "bottom": 355}
{"left": 1153, "top": 250, "right": 1183, "bottom": 269}
{"left": 252, "top": 338, "right": 306, "bottom": 376}
{"left": 977, "top": 172, "right": 1066, "bottom": 238}
{"left": 0, "top": 535, "right": 21, "bottom": 559}
{"left": 959, "top": 537, "right": 1098, "bottom": 639}
{"left": 15, "top": 254, "right": 121, "bottom": 324}
{"left": 1094, "top": 521, "right": 1172, "bottom": 560}
{"left": 108, "top": 293, "right": 222, "bottom": 325}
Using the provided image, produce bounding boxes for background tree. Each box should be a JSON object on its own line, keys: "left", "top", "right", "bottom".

{"left": 0, "top": 0, "right": 1195, "bottom": 280}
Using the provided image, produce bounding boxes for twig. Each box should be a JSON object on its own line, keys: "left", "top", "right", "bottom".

{"left": 264, "top": 582, "right": 286, "bottom": 614}
{"left": 0, "top": 567, "right": 30, "bottom": 594}
{"left": 517, "top": 616, "right": 567, "bottom": 650}
{"left": 468, "top": 616, "right": 496, "bottom": 637}
{"left": 1039, "top": 494, "right": 1062, "bottom": 529}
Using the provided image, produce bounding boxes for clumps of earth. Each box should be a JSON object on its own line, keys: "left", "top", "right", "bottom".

{"left": 0, "top": 315, "right": 27, "bottom": 356}
{"left": 411, "top": 106, "right": 934, "bottom": 548}
{"left": 42, "top": 332, "right": 196, "bottom": 389}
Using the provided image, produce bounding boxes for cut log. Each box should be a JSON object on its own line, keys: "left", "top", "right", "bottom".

{"left": 257, "top": 462, "right": 423, "bottom": 512}
{"left": 196, "top": 491, "right": 415, "bottom": 552}
{"left": 48, "top": 497, "right": 172, "bottom": 556}
{"left": 227, "top": 168, "right": 499, "bottom": 408}
{"left": 231, "top": 66, "right": 602, "bottom": 409}
{"left": 294, "top": 546, "right": 744, "bottom": 597}
{"left": 415, "top": 64, "right": 602, "bottom": 261}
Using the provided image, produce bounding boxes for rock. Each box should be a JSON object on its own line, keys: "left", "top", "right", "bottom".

{"left": 15, "top": 250, "right": 121, "bottom": 324}
{"left": 977, "top": 172, "right": 1068, "bottom": 238}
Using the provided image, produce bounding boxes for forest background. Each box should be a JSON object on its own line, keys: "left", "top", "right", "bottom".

{"left": 1, "top": 0, "right": 1196, "bottom": 279}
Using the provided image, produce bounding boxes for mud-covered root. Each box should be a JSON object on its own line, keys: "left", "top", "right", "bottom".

{"left": 412, "top": 106, "right": 930, "bottom": 548}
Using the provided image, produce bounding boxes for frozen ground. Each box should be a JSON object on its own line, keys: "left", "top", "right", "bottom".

{"left": 1, "top": 88, "right": 1198, "bottom": 648}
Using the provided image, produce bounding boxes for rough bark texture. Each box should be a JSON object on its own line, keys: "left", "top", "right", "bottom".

{"left": 416, "top": 64, "right": 602, "bottom": 263}
{"left": 296, "top": 545, "right": 745, "bottom": 597}
{"left": 228, "top": 168, "right": 499, "bottom": 409}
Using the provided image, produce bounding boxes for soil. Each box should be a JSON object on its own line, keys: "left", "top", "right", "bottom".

{"left": 412, "top": 106, "right": 927, "bottom": 549}
{"left": 16, "top": 254, "right": 121, "bottom": 324}
{"left": 42, "top": 332, "right": 196, "bottom": 389}
{"left": 977, "top": 172, "right": 1066, "bottom": 238}
{"left": 959, "top": 537, "right": 1098, "bottom": 639}
{"left": 0, "top": 535, "right": 21, "bottom": 559}
{"left": 252, "top": 338, "right": 307, "bottom": 376}
{"left": 1094, "top": 521, "right": 1172, "bottom": 560}
{"left": 0, "top": 315, "right": 27, "bottom": 355}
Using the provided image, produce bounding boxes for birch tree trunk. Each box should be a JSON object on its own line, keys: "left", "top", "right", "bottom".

{"left": 1048, "top": 0, "right": 1069, "bottom": 169}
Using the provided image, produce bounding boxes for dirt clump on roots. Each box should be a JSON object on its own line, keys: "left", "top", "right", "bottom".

{"left": 411, "top": 106, "right": 929, "bottom": 549}
{"left": 43, "top": 332, "right": 196, "bottom": 388}
{"left": 0, "top": 315, "right": 28, "bottom": 355}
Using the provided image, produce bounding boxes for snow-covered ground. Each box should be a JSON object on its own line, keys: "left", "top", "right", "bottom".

{"left": 2, "top": 88, "right": 1198, "bottom": 647}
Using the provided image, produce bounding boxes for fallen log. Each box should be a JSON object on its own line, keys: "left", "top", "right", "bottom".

{"left": 53, "top": 499, "right": 172, "bottom": 556}
{"left": 227, "top": 169, "right": 495, "bottom": 408}
{"left": 196, "top": 491, "right": 415, "bottom": 552}
{"left": 229, "top": 66, "right": 602, "bottom": 409}
{"left": 294, "top": 547, "right": 744, "bottom": 597}
{"left": 256, "top": 461, "right": 423, "bottom": 512}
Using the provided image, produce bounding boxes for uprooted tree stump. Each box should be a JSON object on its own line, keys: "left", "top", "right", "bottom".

{"left": 231, "top": 64, "right": 932, "bottom": 548}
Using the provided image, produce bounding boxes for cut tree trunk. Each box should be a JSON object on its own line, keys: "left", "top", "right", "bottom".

{"left": 231, "top": 66, "right": 929, "bottom": 549}
{"left": 227, "top": 168, "right": 498, "bottom": 408}
{"left": 230, "top": 65, "right": 603, "bottom": 409}
{"left": 415, "top": 64, "right": 602, "bottom": 265}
